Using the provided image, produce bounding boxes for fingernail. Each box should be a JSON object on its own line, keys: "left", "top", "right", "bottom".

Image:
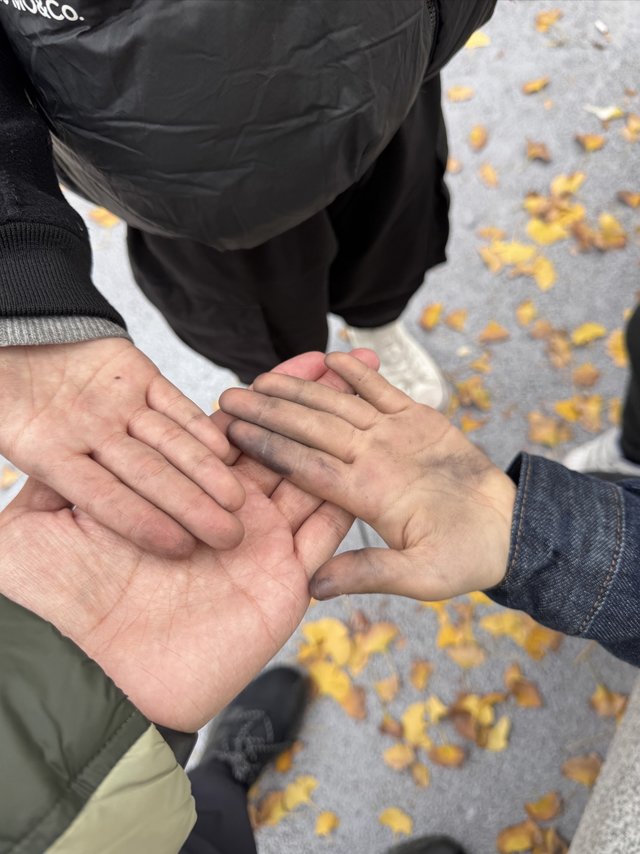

{"left": 311, "top": 577, "right": 339, "bottom": 600}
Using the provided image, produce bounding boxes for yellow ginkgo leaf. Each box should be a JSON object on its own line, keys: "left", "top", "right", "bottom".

{"left": 618, "top": 190, "right": 640, "bottom": 208}
{"left": 460, "top": 414, "right": 486, "bottom": 434}
{"left": 411, "top": 763, "right": 431, "bottom": 788}
{"left": 478, "top": 245, "right": 503, "bottom": 274}
{"left": 484, "top": 715, "right": 511, "bottom": 752}
{"left": 282, "top": 775, "right": 318, "bottom": 811}
{"left": 551, "top": 172, "right": 586, "bottom": 197}
{"left": 562, "top": 754, "right": 602, "bottom": 787}
{"left": 571, "top": 322, "right": 607, "bottom": 347}
{"left": 89, "top": 207, "right": 120, "bottom": 228}
{"left": 420, "top": 302, "right": 443, "bottom": 331}
{"left": 535, "top": 9, "right": 563, "bottom": 32}
{"left": 409, "top": 660, "right": 433, "bottom": 692}
{"left": 315, "top": 811, "right": 340, "bottom": 837}
{"left": 589, "top": 684, "right": 628, "bottom": 719}
{"left": 573, "top": 363, "right": 601, "bottom": 388}
{"left": 595, "top": 213, "right": 627, "bottom": 250}
{"left": 479, "top": 163, "right": 499, "bottom": 188}
{"left": 526, "top": 139, "right": 552, "bottom": 162}
{"left": 300, "top": 618, "right": 352, "bottom": 665}
{"left": 375, "top": 674, "right": 400, "bottom": 704}
{"left": 308, "top": 660, "right": 351, "bottom": 703}
{"left": 522, "top": 76, "right": 550, "bottom": 95}
{"left": 525, "top": 791, "right": 563, "bottom": 822}
{"left": 479, "top": 320, "right": 510, "bottom": 344}
{"left": 401, "top": 702, "right": 431, "bottom": 750}
{"left": 576, "top": 133, "right": 606, "bottom": 152}
{"left": 469, "top": 125, "right": 488, "bottom": 151}
{"left": 465, "top": 30, "right": 491, "bottom": 49}
{"left": 383, "top": 743, "right": 415, "bottom": 771}
{"left": 491, "top": 240, "right": 537, "bottom": 265}
{"left": 527, "top": 218, "right": 568, "bottom": 245}
{"left": 444, "top": 309, "right": 468, "bottom": 332}
{"left": 496, "top": 820, "right": 541, "bottom": 854}
{"left": 606, "top": 329, "right": 629, "bottom": 368}
{"left": 254, "top": 791, "right": 288, "bottom": 827}
{"left": 456, "top": 376, "right": 492, "bottom": 411}
{"left": 447, "top": 642, "right": 486, "bottom": 668}
{"left": 379, "top": 807, "right": 413, "bottom": 836}
{"left": 477, "top": 226, "right": 506, "bottom": 241}
{"left": 447, "top": 85, "right": 475, "bottom": 103}
{"left": 516, "top": 299, "right": 538, "bottom": 327}
{"left": 429, "top": 744, "right": 466, "bottom": 767}
{"left": 425, "top": 695, "right": 449, "bottom": 723}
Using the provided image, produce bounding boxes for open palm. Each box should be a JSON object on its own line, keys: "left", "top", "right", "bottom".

{"left": 0, "top": 351, "right": 376, "bottom": 732}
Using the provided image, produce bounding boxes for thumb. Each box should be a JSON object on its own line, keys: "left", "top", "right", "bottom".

{"left": 2, "top": 477, "right": 72, "bottom": 517}
{"left": 309, "top": 547, "right": 421, "bottom": 600}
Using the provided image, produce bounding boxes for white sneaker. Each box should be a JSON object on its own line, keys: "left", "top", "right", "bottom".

{"left": 343, "top": 319, "right": 450, "bottom": 410}
{"left": 563, "top": 427, "right": 640, "bottom": 476}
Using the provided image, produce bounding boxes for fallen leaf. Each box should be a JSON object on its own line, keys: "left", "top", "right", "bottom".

{"left": 445, "top": 309, "right": 468, "bottom": 332}
{"left": 315, "top": 811, "right": 339, "bottom": 837}
{"left": 469, "top": 125, "right": 489, "bottom": 151}
{"left": 411, "top": 763, "right": 431, "bottom": 788}
{"left": 479, "top": 320, "right": 510, "bottom": 344}
{"left": 308, "top": 660, "right": 351, "bottom": 703}
{"left": 375, "top": 674, "right": 400, "bottom": 704}
{"left": 401, "top": 702, "right": 431, "bottom": 750}
{"left": 618, "top": 190, "right": 640, "bottom": 208}
{"left": 379, "top": 713, "right": 404, "bottom": 739}
{"left": 534, "top": 827, "right": 569, "bottom": 854}
{"left": 460, "top": 414, "right": 487, "bottom": 434}
{"left": 410, "top": 660, "right": 433, "bottom": 692}
{"left": 551, "top": 172, "right": 586, "bottom": 197}
{"left": 479, "top": 163, "right": 499, "bottom": 188}
{"left": 584, "top": 104, "right": 625, "bottom": 124}
{"left": 341, "top": 685, "right": 367, "bottom": 720}
{"left": 595, "top": 213, "right": 627, "bottom": 250}
{"left": 379, "top": 807, "right": 413, "bottom": 836}
{"left": 465, "top": 30, "right": 491, "bottom": 49}
{"left": 609, "top": 397, "right": 622, "bottom": 426}
{"left": 299, "top": 618, "right": 352, "bottom": 665}
{"left": 491, "top": 240, "right": 537, "bottom": 265}
{"left": 456, "top": 376, "right": 492, "bottom": 411}
{"left": 484, "top": 715, "right": 511, "bottom": 752}
{"left": 477, "top": 226, "right": 507, "bottom": 241}
{"left": 522, "top": 77, "right": 550, "bottom": 95}
{"left": 447, "top": 86, "right": 475, "bottom": 103}
{"left": 504, "top": 663, "right": 543, "bottom": 708}
{"left": 535, "top": 9, "right": 563, "bottom": 32}
{"left": 478, "top": 245, "right": 503, "bottom": 274}
{"left": 383, "top": 743, "right": 415, "bottom": 771}
{"left": 447, "top": 642, "right": 486, "bottom": 668}
{"left": 571, "top": 322, "right": 607, "bottom": 346}
{"left": 589, "top": 683, "right": 628, "bottom": 719}
{"left": 254, "top": 791, "right": 288, "bottom": 827}
{"left": 576, "top": 133, "right": 606, "bottom": 152}
{"left": 525, "top": 791, "right": 563, "bottom": 822}
{"left": 527, "top": 140, "right": 552, "bottom": 162}
{"left": 429, "top": 744, "right": 466, "bottom": 768}
{"left": 420, "top": 303, "right": 443, "bottom": 331}
{"left": 562, "top": 753, "right": 602, "bottom": 787}
{"left": 497, "top": 820, "right": 543, "bottom": 853}
{"left": 282, "top": 775, "right": 318, "bottom": 810}
{"left": 447, "top": 156, "right": 463, "bottom": 174}
{"left": 1, "top": 467, "right": 20, "bottom": 490}
{"left": 622, "top": 113, "right": 640, "bottom": 143}
{"left": 524, "top": 624, "right": 563, "bottom": 660}
{"left": 89, "top": 207, "right": 120, "bottom": 228}
{"left": 425, "top": 695, "right": 449, "bottom": 723}
{"left": 527, "top": 218, "right": 568, "bottom": 245}
{"left": 514, "top": 255, "right": 556, "bottom": 291}
{"left": 516, "top": 299, "right": 538, "bottom": 327}
{"left": 528, "top": 411, "right": 573, "bottom": 448}
{"left": 470, "top": 352, "right": 492, "bottom": 374}
{"left": 572, "top": 363, "right": 601, "bottom": 387}
{"left": 275, "top": 741, "right": 303, "bottom": 773}
{"left": 606, "top": 329, "right": 629, "bottom": 368}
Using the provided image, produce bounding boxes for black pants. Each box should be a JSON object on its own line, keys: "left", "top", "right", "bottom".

{"left": 182, "top": 761, "right": 257, "bottom": 854}
{"left": 621, "top": 304, "right": 640, "bottom": 464}
{"left": 127, "top": 76, "right": 449, "bottom": 384}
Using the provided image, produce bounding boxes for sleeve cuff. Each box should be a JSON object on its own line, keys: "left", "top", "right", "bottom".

{"left": 0, "top": 316, "right": 131, "bottom": 347}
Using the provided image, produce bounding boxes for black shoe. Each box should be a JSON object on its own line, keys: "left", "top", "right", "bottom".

{"left": 386, "top": 837, "right": 468, "bottom": 854}
{"left": 200, "top": 666, "right": 309, "bottom": 787}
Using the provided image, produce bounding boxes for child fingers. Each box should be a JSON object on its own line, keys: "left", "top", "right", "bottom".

{"left": 324, "top": 352, "right": 412, "bottom": 413}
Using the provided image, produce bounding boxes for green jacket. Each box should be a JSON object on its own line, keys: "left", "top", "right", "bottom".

{"left": 0, "top": 595, "right": 196, "bottom": 854}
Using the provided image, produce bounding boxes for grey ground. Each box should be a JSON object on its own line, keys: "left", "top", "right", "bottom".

{"left": 1, "top": 2, "right": 639, "bottom": 852}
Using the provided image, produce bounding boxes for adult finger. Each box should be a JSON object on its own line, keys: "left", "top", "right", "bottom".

{"left": 220, "top": 388, "right": 360, "bottom": 462}
{"left": 127, "top": 408, "right": 245, "bottom": 510}
{"left": 309, "top": 547, "right": 430, "bottom": 600}
{"left": 0, "top": 477, "right": 71, "bottom": 522}
{"left": 324, "top": 352, "right": 412, "bottom": 413}
{"left": 146, "top": 374, "right": 232, "bottom": 459}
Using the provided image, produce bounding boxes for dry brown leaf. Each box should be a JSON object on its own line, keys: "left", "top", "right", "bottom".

{"left": 465, "top": 30, "right": 491, "bottom": 49}
{"left": 533, "top": 827, "right": 569, "bottom": 854}
{"left": 479, "top": 163, "right": 499, "bottom": 188}
{"left": 275, "top": 741, "right": 303, "bottom": 773}
{"left": 253, "top": 791, "right": 288, "bottom": 827}
{"left": 589, "top": 684, "right": 628, "bottom": 719}
{"left": 383, "top": 743, "right": 415, "bottom": 771}
{"left": 547, "top": 331, "right": 572, "bottom": 368}
{"left": 469, "top": 125, "right": 489, "bottom": 151}
{"left": 379, "top": 713, "right": 404, "bottom": 739}
{"left": 447, "top": 86, "right": 475, "bottom": 103}
{"left": 504, "top": 663, "right": 543, "bottom": 708}
{"left": 379, "top": 807, "right": 413, "bottom": 836}
{"left": 282, "top": 775, "right": 318, "bottom": 811}
{"left": 411, "top": 763, "right": 431, "bottom": 788}
{"left": 445, "top": 309, "right": 468, "bottom": 332}
{"left": 622, "top": 113, "right": 640, "bottom": 143}
{"left": 573, "top": 363, "right": 601, "bottom": 388}
{"left": 429, "top": 744, "right": 466, "bottom": 768}
{"left": 409, "top": 660, "right": 433, "bottom": 692}
{"left": 477, "top": 226, "right": 507, "bottom": 241}
{"left": 447, "top": 642, "right": 486, "bottom": 668}
{"left": 571, "top": 220, "right": 599, "bottom": 252}
{"left": 479, "top": 320, "right": 510, "bottom": 344}
{"left": 535, "top": 9, "right": 563, "bottom": 32}
{"left": 1, "top": 466, "right": 20, "bottom": 490}
{"left": 470, "top": 352, "right": 492, "bottom": 374}
{"left": 524, "top": 624, "right": 563, "bottom": 660}
{"left": 375, "top": 674, "right": 400, "bottom": 704}
{"left": 571, "top": 322, "right": 607, "bottom": 346}
{"left": 527, "top": 140, "right": 552, "bottom": 162}
{"left": 447, "top": 156, "right": 463, "bottom": 174}
{"left": 606, "top": 329, "right": 629, "bottom": 368}
{"left": 478, "top": 245, "right": 503, "bottom": 274}
{"left": 89, "top": 207, "right": 120, "bottom": 228}
{"left": 561, "top": 753, "right": 602, "bottom": 787}
{"left": 420, "top": 303, "right": 443, "bottom": 331}
{"left": 497, "top": 820, "right": 542, "bottom": 854}
{"left": 576, "top": 133, "right": 606, "bottom": 152}
{"left": 530, "top": 319, "right": 553, "bottom": 340}
{"left": 460, "top": 414, "right": 487, "bottom": 434}
{"left": 522, "top": 76, "right": 550, "bottom": 95}
{"left": 618, "top": 190, "right": 640, "bottom": 208}
{"left": 315, "top": 811, "right": 340, "bottom": 837}
{"left": 528, "top": 412, "right": 573, "bottom": 448}
{"left": 341, "top": 685, "right": 367, "bottom": 720}
{"left": 525, "top": 791, "right": 563, "bottom": 822}
{"left": 456, "top": 376, "right": 492, "bottom": 411}
{"left": 516, "top": 299, "right": 538, "bottom": 327}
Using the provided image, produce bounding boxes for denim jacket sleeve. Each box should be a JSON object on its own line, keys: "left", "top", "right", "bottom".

{"left": 488, "top": 453, "right": 640, "bottom": 667}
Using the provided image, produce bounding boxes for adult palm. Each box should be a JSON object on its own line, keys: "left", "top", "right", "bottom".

{"left": 0, "top": 351, "right": 376, "bottom": 733}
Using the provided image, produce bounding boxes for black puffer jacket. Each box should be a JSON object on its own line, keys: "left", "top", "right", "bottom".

{"left": 1, "top": 0, "right": 496, "bottom": 250}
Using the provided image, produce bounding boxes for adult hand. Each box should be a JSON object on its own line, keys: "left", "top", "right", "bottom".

{"left": 0, "top": 349, "right": 378, "bottom": 732}
{"left": 220, "top": 352, "right": 516, "bottom": 603}
{"left": 0, "top": 338, "right": 244, "bottom": 556}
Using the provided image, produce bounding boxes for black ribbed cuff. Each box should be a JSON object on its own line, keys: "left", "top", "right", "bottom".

{"left": 0, "top": 221, "right": 126, "bottom": 328}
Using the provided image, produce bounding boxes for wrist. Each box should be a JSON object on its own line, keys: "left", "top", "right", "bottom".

{"left": 481, "top": 466, "right": 517, "bottom": 590}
